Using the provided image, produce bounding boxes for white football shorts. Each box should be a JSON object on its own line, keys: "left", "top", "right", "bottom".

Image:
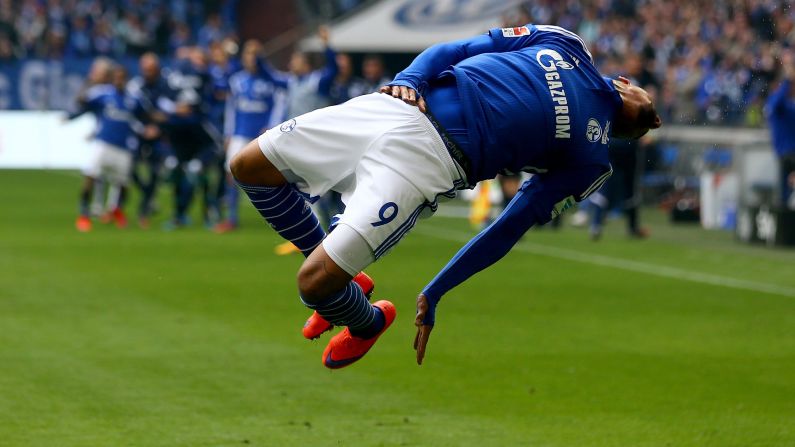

{"left": 83, "top": 141, "right": 133, "bottom": 185}
{"left": 225, "top": 135, "right": 249, "bottom": 172}
{"left": 258, "top": 93, "right": 466, "bottom": 274}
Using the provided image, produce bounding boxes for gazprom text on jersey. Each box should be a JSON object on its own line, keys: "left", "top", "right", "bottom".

{"left": 536, "top": 48, "right": 571, "bottom": 139}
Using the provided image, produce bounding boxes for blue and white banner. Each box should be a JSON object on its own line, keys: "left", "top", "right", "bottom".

{"left": 0, "top": 58, "right": 139, "bottom": 111}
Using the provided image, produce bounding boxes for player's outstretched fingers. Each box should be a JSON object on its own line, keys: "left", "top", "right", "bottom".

{"left": 400, "top": 86, "right": 417, "bottom": 107}
{"left": 414, "top": 294, "right": 433, "bottom": 365}
{"left": 417, "top": 96, "right": 427, "bottom": 113}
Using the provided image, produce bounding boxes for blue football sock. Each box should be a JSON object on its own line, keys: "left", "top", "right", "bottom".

{"left": 302, "top": 282, "right": 384, "bottom": 338}
{"left": 79, "top": 189, "right": 91, "bottom": 217}
{"left": 238, "top": 182, "right": 326, "bottom": 257}
{"left": 226, "top": 181, "right": 240, "bottom": 226}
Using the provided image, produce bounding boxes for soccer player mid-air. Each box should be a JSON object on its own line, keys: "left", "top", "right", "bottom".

{"left": 230, "top": 24, "right": 661, "bottom": 368}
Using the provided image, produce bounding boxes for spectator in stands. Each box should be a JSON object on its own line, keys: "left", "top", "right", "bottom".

{"left": 169, "top": 22, "right": 193, "bottom": 54}
{"left": 0, "top": 1, "right": 18, "bottom": 57}
{"left": 358, "top": 54, "right": 392, "bottom": 95}
{"left": 766, "top": 50, "right": 795, "bottom": 210}
{"left": 15, "top": 0, "right": 46, "bottom": 56}
{"left": 67, "top": 16, "right": 93, "bottom": 57}
{"left": 91, "top": 17, "right": 115, "bottom": 56}
{"left": 0, "top": 34, "right": 13, "bottom": 61}
{"left": 330, "top": 52, "right": 360, "bottom": 105}
{"left": 117, "top": 12, "right": 152, "bottom": 55}
{"left": 198, "top": 12, "right": 225, "bottom": 48}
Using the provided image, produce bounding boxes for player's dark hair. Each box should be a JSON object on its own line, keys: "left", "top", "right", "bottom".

{"left": 637, "top": 102, "right": 661, "bottom": 131}
{"left": 363, "top": 54, "right": 383, "bottom": 64}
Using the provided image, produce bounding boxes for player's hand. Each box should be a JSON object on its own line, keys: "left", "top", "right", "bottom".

{"left": 413, "top": 294, "right": 435, "bottom": 365}
{"left": 142, "top": 125, "right": 160, "bottom": 140}
{"left": 782, "top": 50, "right": 795, "bottom": 80}
{"left": 380, "top": 85, "right": 427, "bottom": 113}
{"left": 151, "top": 111, "right": 168, "bottom": 123}
{"left": 175, "top": 103, "right": 192, "bottom": 117}
{"left": 318, "top": 25, "right": 330, "bottom": 45}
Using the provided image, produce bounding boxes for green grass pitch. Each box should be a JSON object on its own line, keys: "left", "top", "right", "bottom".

{"left": 1, "top": 169, "right": 794, "bottom": 446}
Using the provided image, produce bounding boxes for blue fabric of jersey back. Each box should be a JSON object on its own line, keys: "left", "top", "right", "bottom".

{"left": 428, "top": 25, "right": 622, "bottom": 183}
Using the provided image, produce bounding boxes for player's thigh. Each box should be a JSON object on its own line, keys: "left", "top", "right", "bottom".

{"left": 103, "top": 147, "right": 133, "bottom": 185}
{"left": 256, "top": 95, "right": 402, "bottom": 200}
{"left": 333, "top": 161, "right": 432, "bottom": 264}
{"left": 229, "top": 138, "right": 286, "bottom": 186}
{"left": 82, "top": 141, "right": 105, "bottom": 179}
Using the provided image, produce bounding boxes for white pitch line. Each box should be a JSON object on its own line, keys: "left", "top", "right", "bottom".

{"left": 415, "top": 226, "right": 795, "bottom": 298}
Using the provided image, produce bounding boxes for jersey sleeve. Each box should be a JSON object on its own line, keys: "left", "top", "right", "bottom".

{"left": 82, "top": 85, "right": 109, "bottom": 111}
{"left": 257, "top": 58, "right": 291, "bottom": 87}
{"left": 419, "top": 164, "right": 611, "bottom": 324}
{"left": 485, "top": 24, "right": 541, "bottom": 52}
{"left": 390, "top": 32, "right": 508, "bottom": 94}
{"left": 316, "top": 47, "right": 339, "bottom": 96}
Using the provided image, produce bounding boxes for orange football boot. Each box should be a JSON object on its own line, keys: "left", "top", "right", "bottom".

{"left": 274, "top": 241, "right": 301, "bottom": 256}
{"left": 302, "top": 272, "right": 375, "bottom": 340}
{"left": 322, "top": 300, "right": 396, "bottom": 369}
{"left": 75, "top": 216, "right": 92, "bottom": 232}
{"left": 111, "top": 208, "right": 128, "bottom": 229}
{"left": 213, "top": 220, "right": 238, "bottom": 234}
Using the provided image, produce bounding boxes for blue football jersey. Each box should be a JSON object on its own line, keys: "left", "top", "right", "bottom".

{"left": 225, "top": 69, "right": 289, "bottom": 139}
{"left": 164, "top": 60, "right": 214, "bottom": 125}
{"left": 387, "top": 25, "right": 640, "bottom": 311}
{"left": 81, "top": 84, "right": 139, "bottom": 150}
{"left": 392, "top": 24, "right": 622, "bottom": 198}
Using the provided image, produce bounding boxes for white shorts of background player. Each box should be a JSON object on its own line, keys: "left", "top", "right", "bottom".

{"left": 258, "top": 93, "right": 466, "bottom": 275}
{"left": 225, "top": 135, "right": 250, "bottom": 172}
{"left": 83, "top": 141, "right": 133, "bottom": 185}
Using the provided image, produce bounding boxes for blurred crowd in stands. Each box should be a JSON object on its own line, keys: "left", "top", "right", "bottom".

{"left": 3, "top": 0, "right": 794, "bottom": 230}
{"left": 0, "top": 0, "right": 238, "bottom": 59}
{"left": 506, "top": 0, "right": 793, "bottom": 126}
{"left": 0, "top": 0, "right": 367, "bottom": 60}
{"left": 2, "top": 0, "right": 793, "bottom": 127}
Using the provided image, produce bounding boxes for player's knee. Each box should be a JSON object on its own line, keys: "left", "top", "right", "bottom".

{"left": 297, "top": 262, "right": 333, "bottom": 303}
{"left": 228, "top": 148, "right": 254, "bottom": 184}
{"left": 229, "top": 141, "right": 286, "bottom": 186}
{"left": 297, "top": 255, "right": 352, "bottom": 303}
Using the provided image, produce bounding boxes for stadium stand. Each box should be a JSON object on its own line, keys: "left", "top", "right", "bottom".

{"left": 502, "top": 0, "right": 791, "bottom": 126}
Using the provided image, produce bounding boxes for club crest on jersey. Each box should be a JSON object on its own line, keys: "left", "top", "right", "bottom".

{"left": 279, "top": 119, "right": 297, "bottom": 133}
{"left": 586, "top": 118, "right": 602, "bottom": 143}
{"left": 501, "top": 26, "right": 530, "bottom": 37}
